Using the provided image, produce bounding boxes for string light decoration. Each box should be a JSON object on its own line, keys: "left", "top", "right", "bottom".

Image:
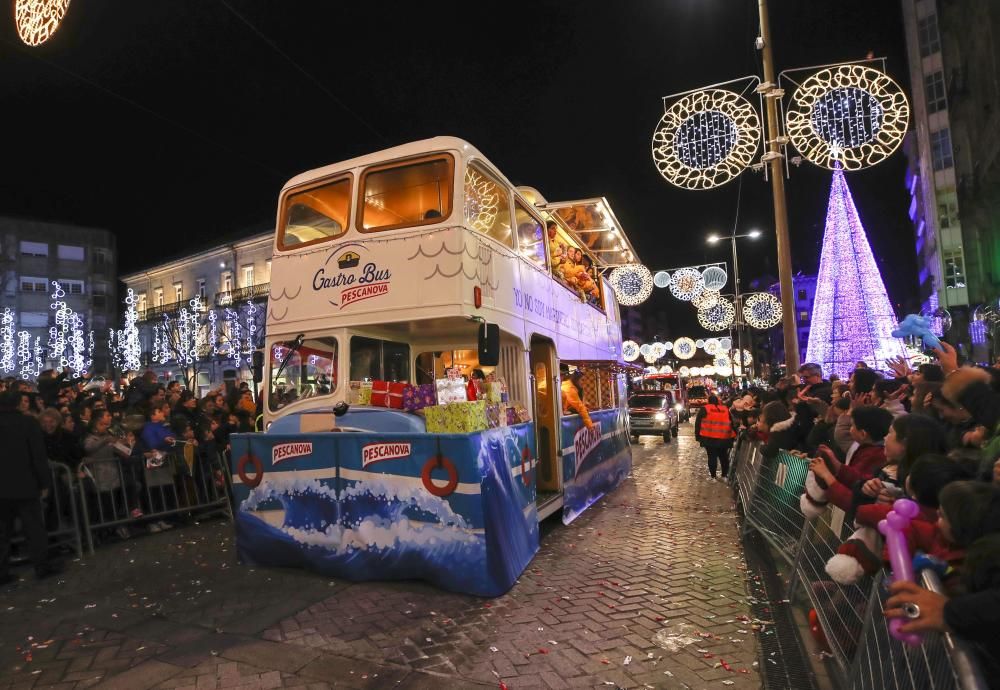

{"left": 17, "top": 331, "right": 33, "bottom": 380}
{"left": 743, "top": 292, "right": 783, "bottom": 329}
{"left": 15, "top": 0, "right": 71, "bottom": 47}
{"left": 0, "top": 309, "right": 15, "bottom": 374}
{"left": 785, "top": 64, "right": 909, "bottom": 171}
{"left": 118, "top": 289, "right": 142, "bottom": 372}
{"left": 669, "top": 267, "right": 705, "bottom": 301}
{"left": 245, "top": 299, "right": 258, "bottom": 365}
{"left": 805, "top": 168, "right": 905, "bottom": 377}
{"left": 702, "top": 365, "right": 716, "bottom": 376}
{"left": 621, "top": 340, "right": 640, "bottom": 362}
{"left": 703, "top": 338, "right": 721, "bottom": 356}
{"left": 697, "top": 298, "right": 736, "bottom": 331}
{"left": 463, "top": 168, "right": 501, "bottom": 233}
{"left": 691, "top": 289, "right": 719, "bottom": 310}
{"left": 652, "top": 88, "right": 762, "bottom": 190}
{"left": 33, "top": 336, "right": 43, "bottom": 378}
{"left": 716, "top": 363, "right": 733, "bottom": 377}
{"left": 609, "top": 264, "right": 654, "bottom": 306}
{"left": 701, "top": 266, "right": 728, "bottom": 291}
{"left": 673, "top": 337, "right": 697, "bottom": 360}
{"left": 690, "top": 367, "right": 702, "bottom": 377}
{"left": 653, "top": 271, "right": 671, "bottom": 288}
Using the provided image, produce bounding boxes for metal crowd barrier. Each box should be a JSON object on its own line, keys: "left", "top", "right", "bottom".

{"left": 732, "top": 440, "right": 988, "bottom": 690}
{"left": 77, "top": 449, "right": 233, "bottom": 554}
{"left": 7, "top": 461, "right": 83, "bottom": 565}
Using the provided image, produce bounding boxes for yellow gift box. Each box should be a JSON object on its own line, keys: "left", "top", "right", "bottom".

{"left": 424, "top": 400, "right": 489, "bottom": 434}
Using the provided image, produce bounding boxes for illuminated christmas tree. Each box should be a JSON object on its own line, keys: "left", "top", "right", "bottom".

{"left": 805, "top": 168, "right": 905, "bottom": 378}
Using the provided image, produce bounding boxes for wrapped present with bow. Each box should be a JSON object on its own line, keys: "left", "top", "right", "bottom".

{"left": 371, "top": 380, "right": 406, "bottom": 409}
{"left": 424, "top": 400, "right": 488, "bottom": 434}
{"left": 403, "top": 383, "right": 437, "bottom": 412}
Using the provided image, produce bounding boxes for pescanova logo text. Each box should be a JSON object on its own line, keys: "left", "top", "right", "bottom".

{"left": 312, "top": 247, "right": 392, "bottom": 310}
{"left": 573, "top": 422, "right": 603, "bottom": 474}
{"left": 362, "top": 442, "right": 412, "bottom": 468}
{"left": 272, "top": 442, "right": 313, "bottom": 465}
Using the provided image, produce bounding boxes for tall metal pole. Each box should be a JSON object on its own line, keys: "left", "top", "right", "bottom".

{"left": 758, "top": 0, "right": 799, "bottom": 372}
{"left": 731, "top": 235, "right": 744, "bottom": 387}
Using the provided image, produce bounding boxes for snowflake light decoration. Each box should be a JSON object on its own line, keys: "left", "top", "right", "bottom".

{"left": 714, "top": 353, "right": 732, "bottom": 369}
{"left": 703, "top": 338, "right": 721, "bottom": 356}
{"left": 669, "top": 267, "right": 705, "bottom": 301}
{"left": 692, "top": 289, "right": 719, "bottom": 310}
{"left": 643, "top": 350, "right": 659, "bottom": 364}
{"left": 701, "top": 266, "right": 728, "bottom": 291}
{"left": 621, "top": 340, "right": 640, "bottom": 362}
{"left": 653, "top": 271, "right": 671, "bottom": 288}
{"left": 743, "top": 292, "right": 783, "bottom": 329}
{"left": 463, "top": 168, "right": 501, "bottom": 234}
{"left": 673, "top": 337, "right": 697, "bottom": 360}
{"left": 652, "top": 88, "right": 762, "bottom": 190}
{"left": 697, "top": 298, "right": 736, "bottom": 332}
{"left": 651, "top": 342, "right": 668, "bottom": 360}
{"left": 15, "top": 0, "right": 71, "bottom": 47}
{"left": 785, "top": 64, "right": 909, "bottom": 171}
{"left": 609, "top": 264, "right": 654, "bottom": 306}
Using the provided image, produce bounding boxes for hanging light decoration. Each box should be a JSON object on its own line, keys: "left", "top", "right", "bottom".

{"left": 720, "top": 337, "right": 733, "bottom": 350}
{"left": 673, "top": 337, "right": 697, "bottom": 360}
{"left": 659, "top": 365, "right": 673, "bottom": 374}
{"left": 639, "top": 343, "right": 652, "bottom": 357}
{"left": 653, "top": 271, "right": 671, "bottom": 288}
{"left": 714, "top": 353, "right": 732, "bottom": 369}
{"left": 697, "top": 298, "right": 736, "bottom": 331}
{"left": 695, "top": 339, "right": 705, "bottom": 348}
{"left": 669, "top": 267, "right": 705, "bottom": 301}
{"left": 15, "top": 0, "right": 71, "bottom": 47}
{"left": 716, "top": 364, "right": 734, "bottom": 377}
{"left": 690, "top": 367, "right": 702, "bottom": 377}
{"left": 701, "top": 266, "right": 728, "bottom": 291}
{"left": 730, "top": 349, "right": 753, "bottom": 366}
{"left": 703, "top": 338, "right": 721, "bottom": 356}
{"left": 664, "top": 341, "right": 673, "bottom": 351}
{"left": 692, "top": 289, "right": 720, "bottom": 310}
{"left": 622, "top": 340, "right": 640, "bottom": 362}
{"left": 679, "top": 366, "right": 691, "bottom": 377}
{"left": 743, "top": 292, "right": 783, "bottom": 329}
{"left": 643, "top": 350, "right": 659, "bottom": 364}
{"left": 651, "top": 342, "right": 668, "bottom": 360}
{"left": 609, "top": 264, "right": 654, "bottom": 306}
{"left": 702, "top": 365, "right": 716, "bottom": 376}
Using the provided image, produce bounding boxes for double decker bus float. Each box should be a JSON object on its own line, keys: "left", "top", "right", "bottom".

{"left": 230, "top": 138, "right": 640, "bottom": 597}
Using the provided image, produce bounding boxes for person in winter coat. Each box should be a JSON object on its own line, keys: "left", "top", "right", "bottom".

{"left": 0, "top": 392, "right": 63, "bottom": 583}
{"left": 758, "top": 401, "right": 796, "bottom": 460}
{"left": 560, "top": 369, "right": 593, "bottom": 429}
{"left": 940, "top": 364, "right": 1000, "bottom": 480}
{"left": 695, "top": 395, "right": 736, "bottom": 479}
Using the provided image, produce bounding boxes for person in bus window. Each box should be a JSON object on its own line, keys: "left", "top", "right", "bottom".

{"left": 424, "top": 209, "right": 442, "bottom": 220}
{"left": 561, "top": 369, "right": 593, "bottom": 429}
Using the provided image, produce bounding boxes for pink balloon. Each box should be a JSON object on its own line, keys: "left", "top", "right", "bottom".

{"left": 878, "top": 498, "right": 924, "bottom": 646}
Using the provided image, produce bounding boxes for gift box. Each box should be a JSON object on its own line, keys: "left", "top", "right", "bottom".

{"left": 485, "top": 403, "right": 502, "bottom": 429}
{"left": 424, "top": 400, "right": 488, "bottom": 434}
{"left": 403, "top": 383, "right": 436, "bottom": 412}
{"left": 436, "top": 377, "right": 468, "bottom": 405}
{"left": 505, "top": 406, "right": 518, "bottom": 426}
{"left": 355, "top": 381, "right": 373, "bottom": 405}
{"left": 371, "top": 381, "right": 406, "bottom": 408}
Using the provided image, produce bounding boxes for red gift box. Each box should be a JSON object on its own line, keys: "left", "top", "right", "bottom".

{"left": 371, "top": 380, "right": 406, "bottom": 409}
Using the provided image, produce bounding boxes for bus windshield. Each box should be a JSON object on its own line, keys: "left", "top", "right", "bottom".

{"left": 269, "top": 337, "right": 338, "bottom": 411}
{"left": 688, "top": 385, "right": 708, "bottom": 399}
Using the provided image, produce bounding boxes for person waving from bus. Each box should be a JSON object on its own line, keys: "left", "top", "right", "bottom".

{"left": 561, "top": 368, "right": 593, "bottom": 429}
{"left": 695, "top": 394, "right": 736, "bottom": 480}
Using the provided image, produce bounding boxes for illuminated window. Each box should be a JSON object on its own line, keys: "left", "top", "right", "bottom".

{"left": 221, "top": 271, "right": 232, "bottom": 293}
{"left": 464, "top": 163, "right": 513, "bottom": 247}
{"left": 197, "top": 278, "right": 206, "bottom": 299}
{"left": 154, "top": 288, "right": 164, "bottom": 306}
{"left": 242, "top": 265, "right": 254, "bottom": 287}
{"left": 174, "top": 283, "right": 183, "bottom": 303}
{"left": 280, "top": 175, "right": 352, "bottom": 249}
{"left": 138, "top": 292, "right": 147, "bottom": 312}
{"left": 925, "top": 71, "right": 947, "bottom": 114}
{"left": 514, "top": 202, "right": 547, "bottom": 270}
{"left": 943, "top": 251, "right": 966, "bottom": 288}
{"left": 19, "top": 276, "right": 47, "bottom": 292}
{"left": 269, "top": 337, "right": 339, "bottom": 412}
{"left": 360, "top": 155, "right": 454, "bottom": 232}
{"left": 62, "top": 279, "right": 85, "bottom": 295}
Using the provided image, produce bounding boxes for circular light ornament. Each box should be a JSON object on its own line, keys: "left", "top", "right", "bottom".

{"left": 743, "top": 292, "right": 783, "bottom": 329}
{"left": 659, "top": 365, "right": 673, "bottom": 374}
{"left": 651, "top": 342, "right": 668, "bottom": 360}
{"left": 639, "top": 343, "right": 653, "bottom": 357}
{"left": 653, "top": 271, "right": 671, "bottom": 288}
{"left": 652, "top": 88, "right": 762, "bottom": 190}
{"left": 697, "top": 298, "right": 736, "bottom": 332}
{"left": 645, "top": 366, "right": 658, "bottom": 375}
{"left": 664, "top": 341, "right": 674, "bottom": 351}
{"left": 679, "top": 366, "right": 691, "bottom": 377}
{"left": 690, "top": 367, "right": 702, "bottom": 377}
{"left": 673, "top": 337, "right": 697, "bottom": 360}
{"left": 703, "top": 338, "right": 722, "bottom": 356}
{"left": 691, "top": 289, "right": 720, "bottom": 310}
{"left": 714, "top": 353, "right": 732, "bottom": 370}
{"left": 643, "top": 351, "right": 660, "bottom": 364}
{"left": 716, "top": 364, "right": 733, "bottom": 377}
{"left": 609, "top": 264, "right": 654, "bottom": 306}
{"left": 730, "top": 349, "right": 753, "bottom": 366}
{"left": 15, "top": 0, "right": 71, "bottom": 46}
{"left": 701, "top": 266, "right": 728, "bottom": 292}
{"left": 621, "top": 340, "right": 640, "bottom": 362}
{"left": 702, "top": 365, "right": 716, "bottom": 376}
{"left": 695, "top": 339, "right": 705, "bottom": 348}
{"left": 669, "top": 267, "right": 705, "bottom": 301}
{"left": 720, "top": 337, "right": 733, "bottom": 350}
{"left": 785, "top": 64, "right": 909, "bottom": 171}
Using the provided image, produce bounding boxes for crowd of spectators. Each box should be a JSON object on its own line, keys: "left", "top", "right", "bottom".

{"left": 698, "top": 343, "right": 1000, "bottom": 676}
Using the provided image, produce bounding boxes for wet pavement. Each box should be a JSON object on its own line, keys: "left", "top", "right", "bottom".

{"left": 0, "top": 426, "right": 761, "bottom": 689}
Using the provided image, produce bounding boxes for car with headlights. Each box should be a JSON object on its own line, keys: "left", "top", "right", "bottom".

{"left": 627, "top": 392, "right": 680, "bottom": 442}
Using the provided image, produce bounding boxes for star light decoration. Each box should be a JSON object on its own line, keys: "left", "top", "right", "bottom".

{"left": 652, "top": 88, "right": 762, "bottom": 190}
{"left": 743, "top": 292, "right": 783, "bottom": 329}
{"left": 785, "top": 64, "right": 909, "bottom": 171}
{"left": 672, "top": 337, "right": 697, "bottom": 360}
{"left": 697, "top": 298, "right": 736, "bottom": 332}
{"left": 669, "top": 267, "right": 705, "bottom": 301}
{"left": 15, "top": 0, "right": 71, "bottom": 46}
{"left": 609, "top": 264, "right": 654, "bottom": 306}
{"left": 621, "top": 340, "right": 640, "bottom": 362}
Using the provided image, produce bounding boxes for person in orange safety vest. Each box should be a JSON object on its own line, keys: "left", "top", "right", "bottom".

{"left": 695, "top": 394, "right": 736, "bottom": 480}
{"left": 561, "top": 369, "right": 594, "bottom": 429}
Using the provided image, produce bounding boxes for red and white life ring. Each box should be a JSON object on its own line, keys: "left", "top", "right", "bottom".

{"left": 421, "top": 455, "right": 458, "bottom": 497}
{"left": 237, "top": 454, "right": 264, "bottom": 488}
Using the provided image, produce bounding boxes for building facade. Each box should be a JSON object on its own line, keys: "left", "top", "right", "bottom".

{"left": 768, "top": 274, "right": 817, "bottom": 369}
{"left": 0, "top": 217, "right": 117, "bottom": 377}
{"left": 120, "top": 231, "right": 272, "bottom": 393}
{"left": 901, "top": 0, "right": 1000, "bottom": 355}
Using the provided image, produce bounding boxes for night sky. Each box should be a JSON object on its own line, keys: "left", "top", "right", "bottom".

{"left": 0, "top": 1, "right": 917, "bottom": 332}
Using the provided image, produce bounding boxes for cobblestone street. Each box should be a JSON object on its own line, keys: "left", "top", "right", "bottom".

{"left": 0, "top": 427, "right": 762, "bottom": 690}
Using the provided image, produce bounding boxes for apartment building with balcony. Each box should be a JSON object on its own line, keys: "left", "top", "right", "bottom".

{"left": 0, "top": 217, "right": 117, "bottom": 375}
{"left": 120, "top": 230, "right": 272, "bottom": 390}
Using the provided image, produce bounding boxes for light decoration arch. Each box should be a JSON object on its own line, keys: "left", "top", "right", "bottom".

{"left": 785, "top": 64, "right": 909, "bottom": 171}
{"left": 652, "top": 88, "right": 762, "bottom": 190}
{"left": 672, "top": 337, "right": 697, "bottom": 360}
{"left": 609, "top": 264, "right": 654, "bottom": 306}
{"left": 697, "top": 298, "right": 736, "bottom": 331}
{"left": 669, "top": 267, "right": 705, "bottom": 301}
{"left": 15, "top": 0, "right": 70, "bottom": 46}
{"left": 743, "top": 292, "right": 783, "bottom": 329}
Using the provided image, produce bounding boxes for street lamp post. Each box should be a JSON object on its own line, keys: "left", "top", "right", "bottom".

{"left": 708, "top": 230, "right": 761, "bottom": 382}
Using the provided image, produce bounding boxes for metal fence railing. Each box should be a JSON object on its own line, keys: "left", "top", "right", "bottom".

{"left": 731, "top": 440, "right": 989, "bottom": 690}
{"left": 77, "top": 449, "right": 233, "bottom": 554}
{"left": 7, "top": 462, "right": 83, "bottom": 565}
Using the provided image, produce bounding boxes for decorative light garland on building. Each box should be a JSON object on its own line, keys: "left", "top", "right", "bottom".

{"left": 609, "top": 264, "right": 654, "bottom": 306}
{"left": 463, "top": 169, "right": 501, "bottom": 234}
{"left": 669, "top": 267, "right": 705, "bottom": 301}
{"left": 742, "top": 292, "right": 783, "bottom": 329}
{"left": 245, "top": 299, "right": 257, "bottom": 365}
{"left": 0, "top": 309, "right": 14, "bottom": 374}
{"left": 697, "top": 298, "right": 736, "bottom": 331}
{"left": 15, "top": 0, "right": 71, "bottom": 47}
{"left": 17, "top": 331, "right": 33, "bottom": 380}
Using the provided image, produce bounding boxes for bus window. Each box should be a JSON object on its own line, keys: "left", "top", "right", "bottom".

{"left": 269, "top": 337, "right": 338, "bottom": 411}
{"left": 464, "top": 163, "right": 513, "bottom": 247}
{"left": 279, "top": 176, "right": 352, "bottom": 250}
{"left": 350, "top": 336, "right": 411, "bottom": 382}
{"left": 514, "top": 202, "right": 547, "bottom": 270}
{"left": 547, "top": 217, "right": 601, "bottom": 308}
{"left": 359, "top": 155, "right": 454, "bottom": 232}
